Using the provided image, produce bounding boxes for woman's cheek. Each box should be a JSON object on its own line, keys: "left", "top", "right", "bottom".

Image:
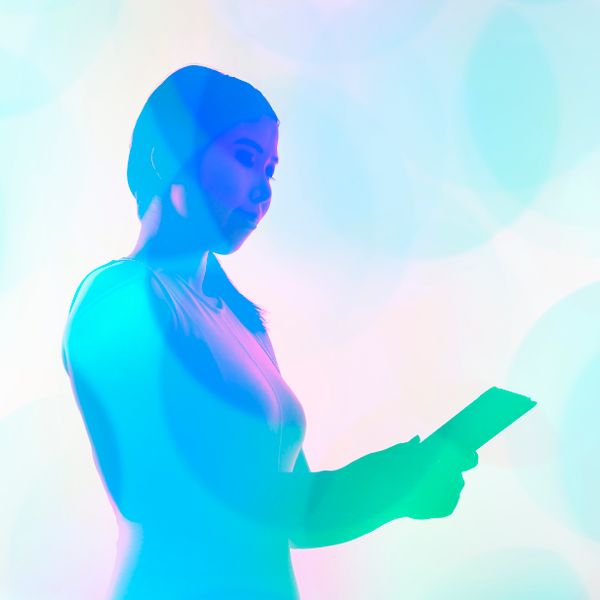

{"left": 214, "top": 164, "right": 245, "bottom": 205}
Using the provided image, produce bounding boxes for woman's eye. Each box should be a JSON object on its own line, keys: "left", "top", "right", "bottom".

{"left": 235, "top": 149, "right": 276, "bottom": 180}
{"left": 235, "top": 149, "right": 254, "bottom": 167}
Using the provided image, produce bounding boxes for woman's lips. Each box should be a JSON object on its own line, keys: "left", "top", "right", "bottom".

{"left": 237, "top": 211, "right": 260, "bottom": 228}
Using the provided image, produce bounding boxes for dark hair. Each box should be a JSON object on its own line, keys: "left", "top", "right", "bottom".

{"left": 127, "top": 65, "right": 279, "bottom": 334}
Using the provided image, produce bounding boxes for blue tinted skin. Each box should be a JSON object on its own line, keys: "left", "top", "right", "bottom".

{"left": 63, "top": 115, "right": 479, "bottom": 599}
{"left": 129, "top": 116, "right": 279, "bottom": 296}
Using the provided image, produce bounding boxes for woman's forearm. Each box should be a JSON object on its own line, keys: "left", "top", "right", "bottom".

{"left": 285, "top": 452, "right": 400, "bottom": 549}
{"left": 229, "top": 446, "right": 405, "bottom": 548}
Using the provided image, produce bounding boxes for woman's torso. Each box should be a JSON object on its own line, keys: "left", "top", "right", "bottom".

{"left": 62, "top": 257, "right": 306, "bottom": 599}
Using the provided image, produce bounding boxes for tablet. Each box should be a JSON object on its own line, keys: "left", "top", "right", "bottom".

{"left": 421, "top": 387, "right": 537, "bottom": 454}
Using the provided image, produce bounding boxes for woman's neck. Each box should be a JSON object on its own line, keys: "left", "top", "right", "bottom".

{"left": 128, "top": 196, "right": 210, "bottom": 295}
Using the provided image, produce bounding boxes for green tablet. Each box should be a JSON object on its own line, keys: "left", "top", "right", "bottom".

{"left": 422, "top": 387, "right": 537, "bottom": 453}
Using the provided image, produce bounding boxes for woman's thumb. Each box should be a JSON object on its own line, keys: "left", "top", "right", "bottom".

{"left": 408, "top": 435, "right": 421, "bottom": 444}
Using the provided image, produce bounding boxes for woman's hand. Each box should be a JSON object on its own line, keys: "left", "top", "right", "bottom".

{"left": 373, "top": 436, "right": 478, "bottom": 520}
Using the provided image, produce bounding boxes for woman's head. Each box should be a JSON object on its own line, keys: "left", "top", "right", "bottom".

{"left": 127, "top": 65, "right": 279, "bottom": 254}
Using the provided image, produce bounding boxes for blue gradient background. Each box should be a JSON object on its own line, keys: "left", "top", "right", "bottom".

{"left": 1, "top": 1, "right": 599, "bottom": 598}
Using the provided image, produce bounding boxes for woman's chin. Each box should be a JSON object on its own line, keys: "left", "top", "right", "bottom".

{"left": 211, "top": 231, "right": 251, "bottom": 255}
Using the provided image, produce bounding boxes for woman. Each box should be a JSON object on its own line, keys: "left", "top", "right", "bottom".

{"left": 61, "top": 65, "right": 477, "bottom": 599}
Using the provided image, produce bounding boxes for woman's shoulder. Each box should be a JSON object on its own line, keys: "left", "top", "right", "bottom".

{"left": 66, "top": 258, "right": 172, "bottom": 318}
{"left": 62, "top": 258, "right": 178, "bottom": 372}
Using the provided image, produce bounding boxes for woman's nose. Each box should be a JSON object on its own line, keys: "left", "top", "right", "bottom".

{"left": 249, "top": 180, "right": 271, "bottom": 205}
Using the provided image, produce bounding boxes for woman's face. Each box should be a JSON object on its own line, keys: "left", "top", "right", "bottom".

{"left": 174, "top": 115, "right": 279, "bottom": 254}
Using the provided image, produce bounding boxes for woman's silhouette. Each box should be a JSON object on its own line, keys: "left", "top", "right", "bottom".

{"left": 61, "top": 65, "right": 478, "bottom": 599}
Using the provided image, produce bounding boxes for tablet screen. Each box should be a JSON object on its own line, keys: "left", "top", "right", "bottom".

{"left": 422, "top": 387, "right": 537, "bottom": 453}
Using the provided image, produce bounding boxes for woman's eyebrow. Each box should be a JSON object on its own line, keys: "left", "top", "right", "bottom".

{"left": 234, "top": 137, "right": 279, "bottom": 163}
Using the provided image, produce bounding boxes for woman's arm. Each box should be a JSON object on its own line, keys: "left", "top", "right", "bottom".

{"left": 284, "top": 446, "right": 414, "bottom": 549}
{"left": 285, "top": 435, "right": 475, "bottom": 549}
{"left": 63, "top": 262, "right": 470, "bottom": 545}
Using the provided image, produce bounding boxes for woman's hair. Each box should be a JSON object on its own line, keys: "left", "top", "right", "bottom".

{"left": 127, "top": 65, "right": 279, "bottom": 334}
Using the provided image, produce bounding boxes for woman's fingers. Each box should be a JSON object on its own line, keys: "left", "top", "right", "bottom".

{"left": 461, "top": 451, "right": 478, "bottom": 471}
{"left": 435, "top": 447, "right": 478, "bottom": 472}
